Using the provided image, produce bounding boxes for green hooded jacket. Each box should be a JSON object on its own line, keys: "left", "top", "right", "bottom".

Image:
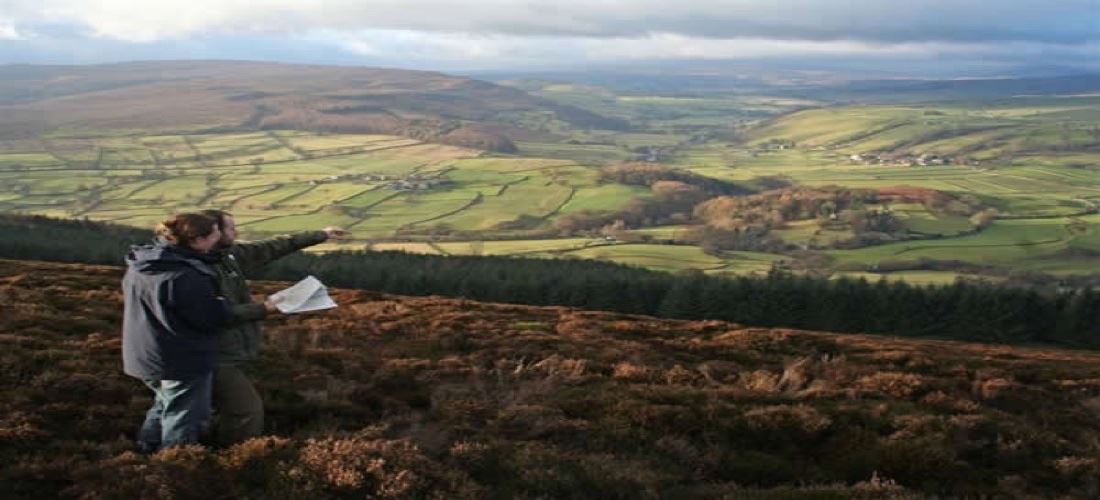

{"left": 213, "top": 231, "right": 328, "bottom": 365}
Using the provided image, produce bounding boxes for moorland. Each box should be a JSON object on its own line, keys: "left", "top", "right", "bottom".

{"left": 4, "top": 259, "right": 1100, "bottom": 498}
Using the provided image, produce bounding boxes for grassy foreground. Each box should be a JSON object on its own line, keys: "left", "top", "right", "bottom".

{"left": 3, "top": 259, "right": 1100, "bottom": 498}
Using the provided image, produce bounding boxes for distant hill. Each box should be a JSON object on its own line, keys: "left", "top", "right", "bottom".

{"left": 4, "top": 258, "right": 1100, "bottom": 497}
{"left": 801, "top": 74, "right": 1100, "bottom": 103}
{"left": 744, "top": 96, "right": 1100, "bottom": 161}
{"left": 477, "top": 67, "right": 1099, "bottom": 103}
{"left": 0, "top": 60, "right": 627, "bottom": 150}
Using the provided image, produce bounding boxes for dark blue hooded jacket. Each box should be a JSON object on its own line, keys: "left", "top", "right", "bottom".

{"left": 122, "top": 241, "right": 232, "bottom": 381}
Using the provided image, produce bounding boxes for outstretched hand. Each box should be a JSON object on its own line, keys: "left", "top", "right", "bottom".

{"left": 264, "top": 295, "right": 285, "bottom": 314}
{"left": 322, "top": 226, "right": 349, "bottom": 240}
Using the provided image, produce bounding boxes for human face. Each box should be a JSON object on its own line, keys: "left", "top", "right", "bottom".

{"left": 189, "top": 226, "right": 223, "bottom": 253}
{"left": 219, "top": 215, "right": 238, "bottom": 245}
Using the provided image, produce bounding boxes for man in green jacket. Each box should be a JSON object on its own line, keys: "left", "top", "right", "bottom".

{"left": 201, "top": 209, "right": 348, "bottom": 446}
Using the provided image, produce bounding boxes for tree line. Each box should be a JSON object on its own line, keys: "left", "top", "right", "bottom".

{"left": 1, "top": 214, "right": 1097, "bottom": 348}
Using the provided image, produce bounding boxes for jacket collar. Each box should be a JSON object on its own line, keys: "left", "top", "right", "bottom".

{"left": 126, "top": 239, "right": 219, "bottom": 275}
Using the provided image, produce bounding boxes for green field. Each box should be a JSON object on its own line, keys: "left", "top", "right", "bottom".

{"left": 1, "top": 91, "right": 1098, "bottom": 283}
{"left": 834, "top": 271, "right": 973, "bottom": 286}
{"left": 0, "top": 132, "right": 598, "bottom": 239}
{"left": 436, "top": 238, "right": 602, "bottom": 256}
{"left": 544, "top": 243, "right": 783, "bottom": 275}
{"left": 744, "top": 98, "right": 1100, "bottom": 160}
{"left": 515, "top": 142, "right": 632, "bottom": 164}
{"left": 559, "top": 184, "right": 650, "bottom": 213}
{"left": 826, "top": 216, "right": 1095, "bottom": 271}
{"left": 676, "top": 149, "right": 1097, "bottom": 222}
{"left": 770, "top": 220, "right": 857, "bottom": 248}
{"left": 665, "top": 95, "right": 1099, "bottom": 279}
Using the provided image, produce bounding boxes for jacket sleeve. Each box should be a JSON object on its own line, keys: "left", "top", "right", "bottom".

{"left": 230, "top": 303, "right": 269, "bottom": 323}
{"left": 168, "top": 271, "right": 232, "bottom": 333}
{"left": 229, "top": 231, "right": 328, "bottom": 274}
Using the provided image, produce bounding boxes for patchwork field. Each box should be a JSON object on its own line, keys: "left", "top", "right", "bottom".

{"left": 745, "top": 97, "right": 1100, "bottom": 159}
{"left": 0, "top": 132, "right": 640, "bottom": 240}
{"left": 1, "top": 91, "right": 1097, "bottom": 283}
{"left": 667, "top": 95, "right": 1099, "bottom": 279}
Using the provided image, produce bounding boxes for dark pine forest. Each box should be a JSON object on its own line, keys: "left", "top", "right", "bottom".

{"left": 3, "top": 214, "right": 1097, "bottom": 348}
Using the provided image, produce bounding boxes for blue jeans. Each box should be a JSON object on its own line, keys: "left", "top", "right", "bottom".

{"left": 136, "top": 372, "right": 214, "bottom": 452}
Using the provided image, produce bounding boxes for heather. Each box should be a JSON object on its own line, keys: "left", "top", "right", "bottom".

{"left": 3, "top": 260, "right": 1100, "bottom": 497}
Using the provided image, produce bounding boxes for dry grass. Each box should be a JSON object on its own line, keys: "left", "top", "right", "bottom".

{"left": 3, "top": 258, "right": 1100, "bottom": 497}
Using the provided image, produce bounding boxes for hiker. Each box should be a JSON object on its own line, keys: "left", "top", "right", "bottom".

{"left": 121, "top": 213, "right": 276, "bottom": 452}
{"left": 199, "top": 209, "right": 348, "bottom": 446}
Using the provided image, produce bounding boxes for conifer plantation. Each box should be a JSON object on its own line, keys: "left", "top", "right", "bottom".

{"left": 3, "top": 215, "right": 1097, "bottom": 348}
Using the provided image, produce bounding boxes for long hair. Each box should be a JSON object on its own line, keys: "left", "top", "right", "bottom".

{"left": 155, "top": 213, "right": 218, "bottom": 247}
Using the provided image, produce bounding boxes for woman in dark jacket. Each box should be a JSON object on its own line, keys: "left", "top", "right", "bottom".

{"left": 122, "top": 213, "right": 232, "bottom": 452}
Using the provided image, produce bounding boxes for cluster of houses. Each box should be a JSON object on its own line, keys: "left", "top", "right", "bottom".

{"left": 634, "top": 146, "right": 674, "bottom": 162}
{"left": 307, "top": 173, "right": 392, "bottom": 186}
{"left": 848, "top": 153, "right": 979, "bottom": 167}
{"left": 383, "top": 175, "right": 452, "bottom": 191}
{"left": 302, "top": 172, "right": 452, "bottom": 191}
{"left": 756, "top": 139, "right": 795, "bottom": 151}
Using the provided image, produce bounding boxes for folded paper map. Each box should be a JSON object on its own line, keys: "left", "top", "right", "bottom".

{"left": 269, "top": 275, "right": 337, "bottom": 314}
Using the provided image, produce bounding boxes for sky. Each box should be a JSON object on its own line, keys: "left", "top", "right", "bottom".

{"left": 0, "top": 0, "right": 1097, "bottom": 77}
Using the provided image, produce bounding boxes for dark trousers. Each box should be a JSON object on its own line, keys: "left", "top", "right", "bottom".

{"left": 213, "top": 365, "right": 264, "bottom": 446}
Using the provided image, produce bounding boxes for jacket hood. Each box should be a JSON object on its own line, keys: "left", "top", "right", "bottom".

{"left": 126, "top": 240, "right": 218, "bottom": 275}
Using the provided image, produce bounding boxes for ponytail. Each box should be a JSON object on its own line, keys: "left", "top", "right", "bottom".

{"left": 156, "top": 213, "right": 218, "bottom": 247}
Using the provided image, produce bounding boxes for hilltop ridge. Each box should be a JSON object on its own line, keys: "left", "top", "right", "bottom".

{"left": 0, "top": 60, "right": 626, "bottom": 149}
{"left": 3, "top": 258, "right": 1100, "bottom": 497}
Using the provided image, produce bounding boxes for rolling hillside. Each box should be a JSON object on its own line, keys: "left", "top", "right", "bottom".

{"left": 3, "top": 258, "right": 1100, "bottom": 497}
{"left": 1, "top": 63, "right": 1097, "bottom": 285}
{"left": 0, "top": 61, "right": 625, "bottom": 149}
{"left": 745, "top": 97, "right": 1100, "bottom": 161}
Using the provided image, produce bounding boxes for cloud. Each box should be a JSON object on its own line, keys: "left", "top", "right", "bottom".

{"left": 317, "top": 29, "right": 1100, "bottom": 72}
{"left": 5, "top": 0, "right": 1098, "bottom": 45}
{"left": 0, "top": 19, "right": 25, "bottom": 40}
{"left": 328, "top": 30, "right": 516, "bottom": 62}
{"left": 1, "top": 1, "right": 1095, "bottom": 74}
